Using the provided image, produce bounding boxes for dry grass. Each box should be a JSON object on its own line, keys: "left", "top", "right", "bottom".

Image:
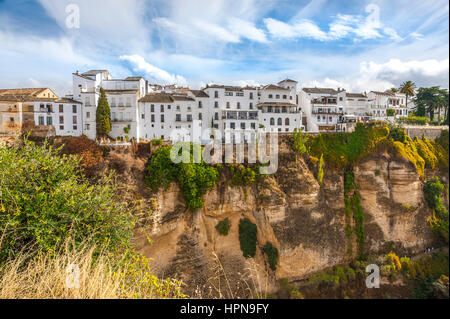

{"left": 0, "top": 241, "right": 185, "bottom": 299}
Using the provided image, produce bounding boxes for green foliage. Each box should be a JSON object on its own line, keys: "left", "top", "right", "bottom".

{"left": 96, "top": 87, "right": 112, "bottom": 137}
{"left": 309, "top": 265, "right": 358, "bottom": 288}
{"left": 389, "top": 126, "right": 407, "bottom": 143}
{"left": 307, "top": 123, "right": 390, "bottom": 169}
{"left": 398, "top": 116, "right": 430, "bottom": 125}
{"left": 144, "top": 144, "right": 219, "bottom": 210}
{"left": 351, "top": 193, "right": 365, "bottom": 258}
{"left": 317, "top": 154, "right": 324, "bottom": 185}
{"left": 262, "top": 242, "right": 279, "bottom": 271}
{"left": 424, "top": 177, "right": 449, "bottom": 243}
{"left": 215, "top": 218, "right": 231, "bottom": 236}
{"left": 151, "top": 139, "right": 163, "bottom": 146}
{"left": 386, "top": 108, "right": 395, "bottom": 117}
{"left": 0, "top": 139, "right": 134, "bottom": 260}
{"left": 123, "top": 126, "right": 130, "bottom": 134}
{"left": 292, "top": 128, "right": 308, "bottom": 155}
{"left": 238, "top": 218, "right": 257, "bottom": 258}
{"left": 230, "top": 165, "right": 259, "bottom": 186}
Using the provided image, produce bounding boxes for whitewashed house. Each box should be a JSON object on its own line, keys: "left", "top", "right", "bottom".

{"left": 367, "top": 91, "right": 408, "bottom": 122}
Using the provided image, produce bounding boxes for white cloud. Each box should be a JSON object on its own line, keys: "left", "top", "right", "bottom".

{"left": 228, "top": 17, "right": 268, "bottom": 43}
{"left": 265, "top": 5, "right": 402, "bottom": 42}
{"left": 120, "top": 54, "right": 187, "bottom": 85}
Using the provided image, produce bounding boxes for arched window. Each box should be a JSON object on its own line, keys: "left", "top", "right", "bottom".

{"left": 270, "top": 118, "right": 275, "bottom": 125}
{"left": 285, "top": 118, "right": 290, "bottom": 126}
{"left": 277, "top": 118, "right": 282, "bottom": 125}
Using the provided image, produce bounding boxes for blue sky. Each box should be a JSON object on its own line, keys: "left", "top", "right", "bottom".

{"left": 0, "top": 0, "right": 448, "bottom": 95}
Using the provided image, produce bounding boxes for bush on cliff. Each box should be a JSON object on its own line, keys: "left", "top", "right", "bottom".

{"left": 424, "top": 177, "right": 449, "bottom": 243}
{"left": 0, "top": 139, "right": 134, "bottom": 260}
{"left": 238, "top": 218, "right": 257, "bottom": 258}
{"left": 262, "top": 242, "right": 279, "bottom": 271}
{"left": 145, "top": 143, "right": 219, "bottom": 210}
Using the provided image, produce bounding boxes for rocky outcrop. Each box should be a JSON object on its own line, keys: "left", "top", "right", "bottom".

{"left": 135, "top": 142, "right": 441, "bottom": 297}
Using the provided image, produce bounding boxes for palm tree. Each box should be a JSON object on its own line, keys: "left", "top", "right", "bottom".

{"left": 390, "top": 87, "right": 398, "bottom": 93}
{"left": 399, "top": 81, "right": 416, "bottom": 109}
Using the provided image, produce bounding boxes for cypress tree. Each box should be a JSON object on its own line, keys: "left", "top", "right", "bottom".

{"left": 96, "top": 87, "right": 111, "bottom": 137}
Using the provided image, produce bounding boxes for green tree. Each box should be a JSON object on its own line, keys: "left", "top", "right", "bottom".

{"left": 399, "top": 81, "right": 416, "bottom": 110}
{"left": 238, "top": 218, "right": 257, "bottom": 258}
{"left": 292, "top": 128, "right": 308, "bottom": 154}
{"left": 96, "top": 87, "right": 112, "bottom": 137}
{"left": 415, "top": 86, "right": 441, "bottom": 119}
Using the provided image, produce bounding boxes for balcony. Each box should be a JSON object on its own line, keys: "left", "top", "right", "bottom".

{"left": 312, "top": 108, "right": 343, "bottom": 115}
{"left": 311, "top": 98, "right": 337, "bottom": 105}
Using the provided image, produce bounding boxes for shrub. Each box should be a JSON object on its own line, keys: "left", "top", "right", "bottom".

{"left": 238, "top": 218, "right": 257, "bottom": 258}
{"left": 424, "top": 177, "right": 449, "bottom": 243}
{"left": 398, "top": 116, "right": 430, "bottom": 126}
{"left": 386, "top": 109, "right": 395, "bottom": 117}
{"left": 262, "top": 242, "right": 279, "bottom": 271}
{"left": 152, "top": 139, "right": 163, "bottom": 146}
{"left": 0, "top": 139, "right": 134, "bottom": 260}
{"left": 292, "top": 128, "right": 308, "bottom": 154}
{"left": 317, "top": 154, "right": 324, "bottom": 185}
{"left": 145, "top": 144, "right": 219, "bottom": 210}
{"left": 230, "top": 165, "right": 258, "bottom": 186}
{"left": 389, "top": 127, "right": 407, "bottom": 143}
{"left": 61, "top": 135, "right": 104, "bottom": 177}
{"left": 215, "top": 218, "right": 231, "bottom": 236}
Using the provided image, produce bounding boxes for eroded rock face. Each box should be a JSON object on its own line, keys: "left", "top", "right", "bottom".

{"left": 355, "top": 154, "right": 434, "bottom": 255}
{"left": 135, "top": 147, "right": 439, "bottom": 296}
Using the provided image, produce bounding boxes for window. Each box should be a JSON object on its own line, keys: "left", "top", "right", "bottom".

{"left": 214, "top": 101, "right": 219, "bottom": 108}
{"left": 59, "top": 116, "right": 64, "bottom": 124}
{"left": 199, "top": 101, "right": 202, "bottom": 108}
{"left": 251, "top": 123, "right": 255, "bottom": 129}
{"left": 187, "top": 114, "right": 192, "bottom": 122}
{"left": 59, "top": 125, "right": 64, "bottom": 130}
{"left": 329, "top": 116, "right": 332, "bottom": 122}
{"left": 277, "top": 118, "right": 282, "bottom": 125}
{"left": 276, "top": 95, "right": 280, "bottom": 99}
{"left": 214, "top": 112, "right": 219, "bottom": 120}
{"left": 47, "top": 117, "right": 52, "bottom": 125}
{"left": 269, "top": 94, "right": 273, "bottom": 98}
{"left": 214, "top": 91, "right": 219, "bottom": 98}
{"left": 73, "top": 116, "right": 77, "bottom": 124}
{"left": 151, "top": 114, "right": 155, "bottom": 123}
{"left": 161, "top": 114, "right": 164, "bottom": 122}
{"left": 285, "top": 118, "right": 290, "bottom": 126}
{"left": 226, "top": 102, "right": 230, "bottom": 109}
{"left": 73, "top": 125, "right": 77, "bottom": 130}
{"left": 236, "top": 92, "right": 244, "bottom": 97}
{"left": 86, "top": 112, "right": 90, "bottom": 119}
{"left": 339, "top": 97, "right": 343, "bottom": 101}
{"left": 150, "top": 104, "right": 155, "bottom": 112}
{"left": 268, "top": 106, "right": 273, "bottom": 112}
{"left": 111, "top": 97, "right": 116, "bottom": 107}
{"left": 249, "top": 103, "right": 253, "bottom": 109}
{"left": 85, "top": 124, "right": 90, "bottom": 130}
{"left": 230, "top": 122, "right": 235, "bottom": 129}
{"left": 176, "top": 114, "right": 181, "bottom": 122}
{"left": 317, "top": 116, "right": 320, "bottom": 122}
{"left": 250, "top": 92, "right": 253, "bottom": 99}
{"left": 283, "top": 95, "right": 287, "bottom": 99}
{"left": 160, "top": 105, "right": 164, "bottom": 112}
{"left": 237, "top": 102, "right": 240, "bottom": 109}
{"left": 59, "top": 104, "right": 64, "bottom": 112}
{"left": 199, "top": 113, "right": 202, "bottom": 120}
{"left": 176, "top": 105, "right": 180, "bottom": 111}
{"left": 282, "top": 107, "right": 287, "bottom": 113}
{"left": 270, "top": 118, "right": 274, "bottom": 125}
{"left": 240, "top": 122, "right": 245, "bottom": 129}
{"left": 225, "top": 92, "right": 233, "bottom": 96}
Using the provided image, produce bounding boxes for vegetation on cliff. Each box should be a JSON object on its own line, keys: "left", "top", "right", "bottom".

{"left": 215, "top": 218, "right": 231, "bottom": 236}
{"left": 424, "top": 177, "right": 449, "bottom": 243}
{"left": 262, "top": 242, "right": 279, "bottom": 271}
{"left": 0, "top": 139, "right": 185, "bottom": 298}
{"left": 238, "top": 218, "right": 257, "bottom": 258}
{"left": 145, "top": 143, "right": 219, "bottom": 210}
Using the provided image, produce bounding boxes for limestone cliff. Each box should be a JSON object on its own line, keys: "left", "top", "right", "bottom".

{"left": 134, "top": 139, "right": 444, "bottom": 298}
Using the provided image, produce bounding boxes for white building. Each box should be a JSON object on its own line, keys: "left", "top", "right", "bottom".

{"left": 72, "top": 70, "right": 147, "bottom": 141}
{"left": 367, "top": 91, "right": 408, "bottom": 122}
{"left": 299, "top": 87, "right": 346, "bottom": 132}
{"left": 258, "top": 79, "right": 303, "bottom": 134}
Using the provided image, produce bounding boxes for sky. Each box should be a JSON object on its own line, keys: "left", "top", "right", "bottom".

{"left": 0, "top": 0, "right": 448, "bottom": 96}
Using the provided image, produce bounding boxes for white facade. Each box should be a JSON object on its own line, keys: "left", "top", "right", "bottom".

{"left": 367, "top": 91, "right": 408, "bottom": 122}
{"left": 73, "top": 70, "right": 146, "bottom": 141}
